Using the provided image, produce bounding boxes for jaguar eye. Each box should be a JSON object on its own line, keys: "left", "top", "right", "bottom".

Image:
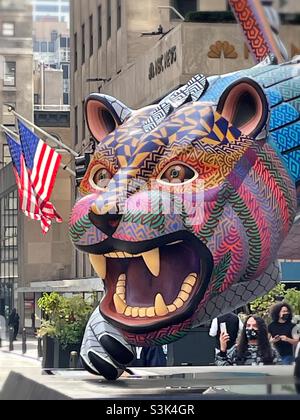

{"left": 159, "top": 163, "right": 197, "bottom": 184}
{"left": 91, "top": 167, "right": 112, "bottom": 189}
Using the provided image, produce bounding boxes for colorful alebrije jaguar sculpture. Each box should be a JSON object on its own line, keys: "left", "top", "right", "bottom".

{"left": 69, "top": 53, "right": 300, "bottom": 378}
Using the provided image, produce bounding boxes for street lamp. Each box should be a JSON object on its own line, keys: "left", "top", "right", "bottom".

{"left": 158, "top": 5, "right": 185, "bottom": 21}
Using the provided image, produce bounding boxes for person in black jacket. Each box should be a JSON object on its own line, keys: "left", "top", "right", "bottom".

{"left": 8, "top": 308, "right": 20, "bottom": 341}
{"left": 268, "top": 302, "right": 298, "bottom": 365}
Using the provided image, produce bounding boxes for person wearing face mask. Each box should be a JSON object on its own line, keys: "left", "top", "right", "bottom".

{"left": 268, "top": 302, "right": 298, "bottom": 365}
{"left": 216, "top": 315, "right": 280, "bottom": 366}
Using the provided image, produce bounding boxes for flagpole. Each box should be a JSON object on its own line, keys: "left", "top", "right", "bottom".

{"left": 0, "top": 125, "right": 19, "bottom": 141}
{"left": 6, "top": 106, "right": 79, "bottom": 158}
{"left": 1, "top": 124, "right": 76, "bottom": 177}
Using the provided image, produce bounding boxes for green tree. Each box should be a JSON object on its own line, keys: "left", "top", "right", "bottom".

{"left": 250, "top": 284, "right": 287, "bottom": 321}
{"left": 250, "top": 284, "right": 300, "bottom": 322}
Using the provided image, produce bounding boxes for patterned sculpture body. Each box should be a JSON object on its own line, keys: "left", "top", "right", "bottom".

{"left": 70, "top": 58, "right": 300, "bottom": 379}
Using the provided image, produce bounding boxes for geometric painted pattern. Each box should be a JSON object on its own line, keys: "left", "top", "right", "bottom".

{"left": 70, "top": 58, "right": 298, "bottom": 350}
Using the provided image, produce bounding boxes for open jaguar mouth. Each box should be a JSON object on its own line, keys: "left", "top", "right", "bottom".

{"left": 88, "top": 234, "right": 213, "bottom": 334}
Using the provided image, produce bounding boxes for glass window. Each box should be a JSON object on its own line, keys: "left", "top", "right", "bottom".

{"left": 3, "top": 62, "right": 16, "bottom": 87}
{"left": 51, "top": 30, "right": 58, "bottom": 42}
{"left": 74, "top": 32, "right": 78, "bottom": 72}
{"left": 117, "top": 0, "right": 122, "bottom": 30}
{"left": 48, "top": 41, "right": 55, "bottom": 53}
{"left": 62, "top": 64, "right": 69, "bottom": 79}
{"left": 63, "top": 93, "right": 69, "bottom": 105}
{"left": 36, "top": 5, "right": 59, "bottom": 13}
{"left": 2, "top": 22, "right": 15, "bottom": 37}
{"left": 81, "top": 24, "right": 85, "bottom": 64}
{"left": 89, "top": 15, "right": 93, "bottom": 57}
{"left": 82, "top": 100, "right": 85, "bottom": 140}
{"left": 60, "top": 37, "right": 67, "bottom": 48}
{"left": 98, "top": 5, "right": 102, "bottom": 48}
{"left": 41, "top": 41, "right": 47, "bottom": 52}
{"left": 75, "top": 105, "right": 78, "bottom": 145}
{"left": 171, "top": 0, "right": 197, "bottom": 19}
{"left": 107, "top": 0, "right": 111, "bottom": 39}
{"left": 0, "top": 189, "right": 18, "bottom": 321}
{"left": 33, "top": 41, "right": 40, "bottom": 52}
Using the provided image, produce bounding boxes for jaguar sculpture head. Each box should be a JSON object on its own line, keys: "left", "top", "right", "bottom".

{"left": 70, "top": 61, "right": 298, "bottom": 347}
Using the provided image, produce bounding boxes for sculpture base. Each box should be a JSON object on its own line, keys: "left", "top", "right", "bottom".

{"left": 0, "top": 366, "right": 299, "bottom": 400}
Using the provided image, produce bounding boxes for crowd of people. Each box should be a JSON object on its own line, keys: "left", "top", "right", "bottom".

{"left": 211, "top": 302, "right": 299, "bottom": 366}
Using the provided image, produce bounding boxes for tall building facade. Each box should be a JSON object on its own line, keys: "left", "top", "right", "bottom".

{"left": 32, "top": 0, "right": 70, "bottom": 26}
{"left": 33, "top": 20, "right": 70, "bottom": 105}
{"left": 71, "top": 0, "right": 300, "bottom": 285}
{"left": 0, "top": 0, "right": 33, "bottom": 321}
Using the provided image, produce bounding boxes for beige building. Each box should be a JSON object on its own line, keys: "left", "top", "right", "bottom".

{"left": 71, "top": 0, "right": 300, "bottom": 148}
{"left": 0, "top": 1, "right": 77, "bottom": 329}
{"left": 0, "top": 0, "right": 33, "bottom": 166}
{"left": 34, "top": 61, "right": 64, "bottom": 107}
{"left": 70, "top": 0, "right": 300, "bottom": 286}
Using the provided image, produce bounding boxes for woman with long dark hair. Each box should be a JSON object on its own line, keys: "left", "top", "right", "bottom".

{"left": 268, "top": 302, "right": 298, "bottom": 365}
{"left": 216, "top": 315, "right": 280, "bottom": 366}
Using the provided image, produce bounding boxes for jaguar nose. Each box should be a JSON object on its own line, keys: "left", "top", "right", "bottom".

{"left": 89, "top": 212, "right": 122, "bottom": 236}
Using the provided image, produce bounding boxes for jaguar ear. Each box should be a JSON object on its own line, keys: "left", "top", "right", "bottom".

{"left": 217, "top": 78, "right": 269, "bottom": 138}
{"left": 85, "top": 94, "right": 132, "bottom": 142}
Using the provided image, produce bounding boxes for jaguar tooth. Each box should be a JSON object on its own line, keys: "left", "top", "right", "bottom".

{"left": 154, "top": 294, "right": 169, "bottom": 317}
{"left": 113, "top": 293, "right": 127, "bottom": 314}
{"left": 142, "top": 248, "right": 160, "bottom": 277}
{"left": 89, "top": 254, "right": 106, "bottom": 279}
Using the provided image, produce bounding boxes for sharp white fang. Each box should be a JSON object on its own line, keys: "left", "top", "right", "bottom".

{"left": 142, "top": 248, "right": 160, "bottom": 277}
{"left": 89, "top": 254, "right": 106, "bottom": 279}
{"left": 154, "top": 294, "right": 169, "bottom": 317}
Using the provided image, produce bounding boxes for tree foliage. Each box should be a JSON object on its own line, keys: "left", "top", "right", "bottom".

{"left": 250, "top": 284, "right": 300, "bottom": 322}
{"left": 37, "top": 293, "right": 94, "bottom": 349}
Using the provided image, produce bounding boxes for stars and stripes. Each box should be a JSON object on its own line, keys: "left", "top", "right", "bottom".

{"left": 5, "top": 121, "right": 63, "bottom": 234}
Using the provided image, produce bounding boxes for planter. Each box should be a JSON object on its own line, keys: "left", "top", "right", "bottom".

{"left": 42, "top": 336, "right": 81, "bottom": 369}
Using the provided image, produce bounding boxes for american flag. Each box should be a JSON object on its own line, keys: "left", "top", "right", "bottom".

{"left": 5, "top": 121, "right": 62, "bottom": 234}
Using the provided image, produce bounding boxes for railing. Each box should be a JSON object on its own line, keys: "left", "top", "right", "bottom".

{"left": 34, "top": 104, "right": 70, "bottom": 112}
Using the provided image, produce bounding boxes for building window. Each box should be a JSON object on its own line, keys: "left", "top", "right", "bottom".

{"left": 0, "top": 189, "right": 18, "bottom": 322}
{"left": 33, "top": 40, "right": 40, "bottom": 52}
{"left": 82, "top": 100, "right": 86, "bottom": 140}
{"left": 171, "top": 0, "right": 197, "bottom": 19}
{"left": 89, "top": 15, "right": 93, "bottom": 57}
{"left": 2, "top": 22, "right": 15, "bottom": 37}
{"left": 60, "top": 37, "right": 67, "bottom": 48}
{"left": 107, "top": 0, "right": 111, "bottom": 40}
{"left": 3, "top": 62, "right": 16, "bottom": 87}
{"left": 74, "top": 32, "right": 78, "bottom": 72}
{"left": 34, "top": 94, "right": 40, "bottom": 105}
{"left": 75, "top": 106, "right": 78, "bottom": 145}
{"left": 81, "top": 24, "right": 85, "bottom": 64}
{"left": 41, "top": 41, "right": 47, "bottom": 52}
{"left": 51, "top": 30, "right": 58, "bottom": 42}
{"left": 98, "top": 5, "right": 102, "bottom": 48}
{"left": 62, "top": 64, "right": 69, "bottom": 80}
{"left": 63, "top": 93, "right": 69, "bottom": 105}
{"left": 117, "top": 0, "right": 122, "bottom": 30}
{"left": 48, "top": 41, "right": 55, "bottom": 53}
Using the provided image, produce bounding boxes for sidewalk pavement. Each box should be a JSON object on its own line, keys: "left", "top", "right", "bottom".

{"left": 0, "top": 335, "right": 41, "bottom": 361}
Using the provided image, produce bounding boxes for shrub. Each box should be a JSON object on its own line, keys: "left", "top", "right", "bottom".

{"left": 37, "top": 293, "right": 94, "bottom": 349}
